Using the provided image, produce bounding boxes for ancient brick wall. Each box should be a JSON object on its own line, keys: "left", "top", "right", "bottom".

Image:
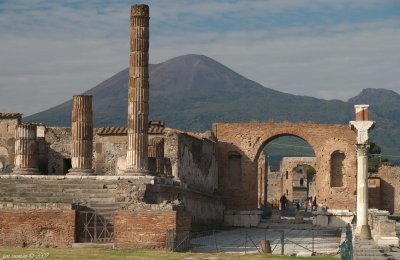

{"left": 0, "top": 208, "right": 75, "bottom": 247}
{"left": 114, "top": 210, "right": 191, "bottom": 248}
{"left": 368, "top": 177, "right": 381, "bottom": 209}
{"left": 0, "top": 115, "right": 20, "bottom": 173}
{"left": 378, "top": 166, "right": 400, "bottom": 214}
{"left": 214, "top": 122, "right": 357, "bottom": 211}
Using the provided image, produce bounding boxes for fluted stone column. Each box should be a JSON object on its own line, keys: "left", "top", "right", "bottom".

{"left": 13, "top": 124, "right": 39, "bottom": 175}
{"left": 350, "top": 104, "right": 375, "bottom": 240}
{"left": 125, "top": 4, "right": 150, "bottom": 175}
{"left": 152, "top": 138, "right": 164, "bottom": 174}
{"left": 68, "top": 95, "right": 94, "bottom": 175}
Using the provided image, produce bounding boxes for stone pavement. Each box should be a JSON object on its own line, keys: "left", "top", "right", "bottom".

{"left": 190, "top": 224, "right": 341, "bottom": 256}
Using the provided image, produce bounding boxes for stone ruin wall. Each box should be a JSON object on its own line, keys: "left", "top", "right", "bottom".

{"left": 267, "top": 171, "right": 282, "bottom": 208}
{"left": 214, "top": 122, "right": 357, "bottom": 211}
{"left": 0, "top": 119, "right": 219, "bottom": 195}
{"left": 280, "top": 157, "right": 316, "bottom": 204}
{"left": 176, "top": 132, "right": 218, "bottom": 194}
{"left": 378, "top": 166, "right": 400, "bottom": 214}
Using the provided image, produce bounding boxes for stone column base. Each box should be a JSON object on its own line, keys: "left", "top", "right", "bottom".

{"left": 12, "top": 168, "right": 40, "bottom": 175}
{"left": 67, "top": 169, "right": 94, "bottom": 176}
{"left": 360, "top": 225, "right": 372, "bottom": 240}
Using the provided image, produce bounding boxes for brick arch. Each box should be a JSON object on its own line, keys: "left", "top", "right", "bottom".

{"left": 254, "top": 133, "right": 316, "bottom": 164}
{"left": 213, "top": 122, "right": 357, "bottom": 211}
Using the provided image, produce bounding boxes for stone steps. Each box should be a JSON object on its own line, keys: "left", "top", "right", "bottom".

{"left": 353, "top": 238, "right": 389, "bottom": 260}
{"left": 0, "top": 178, "right": 121, "bottom": 206}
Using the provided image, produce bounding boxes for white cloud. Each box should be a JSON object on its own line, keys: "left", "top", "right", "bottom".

{"left": 0, "top": 0, "right": 399, "bottom": 115}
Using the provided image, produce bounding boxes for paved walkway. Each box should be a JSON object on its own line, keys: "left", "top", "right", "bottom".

{"left": 190, "top": 225, "right": 341, "bottom": 256}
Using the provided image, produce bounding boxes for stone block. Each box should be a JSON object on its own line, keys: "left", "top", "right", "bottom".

{"left": 374, "top": 236, "right": 399, "bottom": 247}
{"left": 314, "top": 215, "right": 328, "bottom": 226}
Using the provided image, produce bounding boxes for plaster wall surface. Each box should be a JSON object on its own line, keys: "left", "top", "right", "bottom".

{"left": 213, "top": 122, "right": 357, "bottom": 211}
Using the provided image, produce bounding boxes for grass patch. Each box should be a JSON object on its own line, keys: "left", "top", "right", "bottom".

{"left": 0, "top": 248, "right": 339, "bottom": 259}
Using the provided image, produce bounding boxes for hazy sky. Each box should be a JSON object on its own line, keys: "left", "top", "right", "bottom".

{"left": 1, "top": 0, "right": 399, "bottom": 116}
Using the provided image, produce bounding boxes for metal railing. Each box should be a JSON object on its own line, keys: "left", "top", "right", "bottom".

{"left": 170, "top": 227, "right": 341, "bottom": 255}
{"left": 76, "top": 211, "right": 114, "bottom": 243}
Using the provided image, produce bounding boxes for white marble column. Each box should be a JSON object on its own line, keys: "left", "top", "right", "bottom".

{"left": 350, "top": 104, "right": 375, "bottom": 240}
{"left": 356, "top": 144, "right": 370, "bottom": 237}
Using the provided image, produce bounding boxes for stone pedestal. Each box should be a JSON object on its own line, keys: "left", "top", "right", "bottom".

{"left": 68, "top": 95, "right": 94, "bottom": 176}
{"left": 13, "top": 124, "right": 39, "bottom": 175}
{"left": 125, "top": 4, "right": 150, "bottom": 176}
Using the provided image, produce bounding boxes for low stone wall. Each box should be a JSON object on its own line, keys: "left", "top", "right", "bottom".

{"left": 223, "top": 210, "right": 263, "bottom": 227}
{"left": 378, "top": 166, "right": 400, "bottom": 214}
{"left": 0, "top": 205, "right": 76, "bottom": 247}
{"left": 114, "top": 210, "right": 191, "bottom": 248}
{"left": 368, "top": 209, "right": 399, "bottom": 246}
{"left": 313, "top": 209, "right": 354, "bottom": 228}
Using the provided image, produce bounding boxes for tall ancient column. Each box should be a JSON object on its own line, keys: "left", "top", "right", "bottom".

{"left": 68, "top": 95, "right": 94, "bottom": 175}
{"left": 13, "top": 123, "right": 39, "bottom": 175}
{"left": 350, "top": 104, "right": 374, "bottom": 240}
{"left": 125, "top": 4, "right": 150, "bottom": 175}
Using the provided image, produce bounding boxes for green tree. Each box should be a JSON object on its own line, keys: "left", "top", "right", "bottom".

{"left": 368, "top": 142, "right": 392, "bottom": 173}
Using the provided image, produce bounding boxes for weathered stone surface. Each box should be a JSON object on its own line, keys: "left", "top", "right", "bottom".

{"left": 223, "top": 210, "right": 263, "bottom": 227}
{"left": 13, "top": 124, "right": 39, "bottom": 175}
{"left": 125, "top": 4, "right": 150, "bottom": 175}
{"left": 378, "top": 166, "right": 400, "bottom": 214}
{"left": 45, "top": 127, "right": 72, "bottom": 174}
{"left": 68, "top": 95, "right": 94, "bottom": 175}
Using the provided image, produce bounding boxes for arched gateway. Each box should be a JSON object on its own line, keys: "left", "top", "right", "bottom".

{"left": 213, "top": 122, "right": 357, "bottom": 211}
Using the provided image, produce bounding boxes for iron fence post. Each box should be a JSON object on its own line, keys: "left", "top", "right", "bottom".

{"left": 214, "top": 230, "right": 218, "bottom": 252}
{"left": 245, "top": 231, "right": 247, "bottom": 254}
{"left": 312, "top": 230, "right": 314, "bottom": 254}
{"left": 281, "top": 231, "right": 284, "bottom": 255}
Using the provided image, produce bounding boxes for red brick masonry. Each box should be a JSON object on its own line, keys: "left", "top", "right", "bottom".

{"left": 114, "top": 210, "right": 191, "bottom": 248}
{"left": 0, "top": 209, "right": 76, "bottom": 247}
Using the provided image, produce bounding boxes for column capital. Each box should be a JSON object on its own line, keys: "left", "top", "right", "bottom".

{"left": 349, "top": 121, "right": 375, "bottom": 144}
{"left": 356, "top": 144, "right": 369, "bottom": 156}
{"left": 131, "top": 4, "right": 149, "bottom": 17}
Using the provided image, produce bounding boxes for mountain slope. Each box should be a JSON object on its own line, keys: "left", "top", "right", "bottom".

{"left": 25, "top": 54, "right": 400, "bottom": 163}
